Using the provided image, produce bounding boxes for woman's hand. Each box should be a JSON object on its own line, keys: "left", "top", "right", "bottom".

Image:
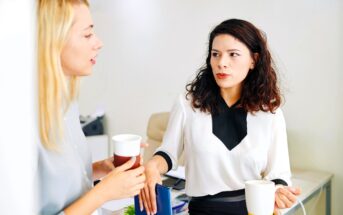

{"left": 92, "top": 142, "right": 148, "bottom": 180}
{"left": 274, "top": 186, "right": 301, "bottom": 213}
{"left": 96, "top": 158, "right": 146, "bottom": 202}
{"left": 139, "top": 162, "right": 163, "bottom": 215}
{"left": 92, "top": 157, "right": 115, "bottom": 180}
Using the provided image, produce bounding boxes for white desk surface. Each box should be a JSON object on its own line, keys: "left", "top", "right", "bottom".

{"left": 100, "top": 169, "right": 333, "bottom": 214}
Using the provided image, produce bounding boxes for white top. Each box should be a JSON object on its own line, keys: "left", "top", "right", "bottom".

{"left": 156, "top": 94, "right": 292, "bottom": 197}
{"left": 36, "top": 102, "right": 95, "bottom": 214}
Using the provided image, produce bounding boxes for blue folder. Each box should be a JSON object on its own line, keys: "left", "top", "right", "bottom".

{"left": 134, "top": 184, "right": 172, "bottom": 215}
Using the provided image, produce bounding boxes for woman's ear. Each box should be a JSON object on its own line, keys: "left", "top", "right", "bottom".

{"left": 250, "top": 53, "right": 259, "bottom": 70}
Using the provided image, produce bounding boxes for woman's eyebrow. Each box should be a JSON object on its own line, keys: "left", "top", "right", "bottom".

{"left": 211, "top": 48, "right": 241, "bottom": 52}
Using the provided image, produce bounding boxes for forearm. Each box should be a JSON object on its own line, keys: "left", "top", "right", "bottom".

{"left": 146, "top": 155, "right": 169, "bottom": 174}
{"left": 64, "top": 185, "right": 105, "bottom": 215}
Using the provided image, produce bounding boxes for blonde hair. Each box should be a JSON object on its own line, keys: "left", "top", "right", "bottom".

{"left": 38, "top": 0, "right": 89, "bottom": 149}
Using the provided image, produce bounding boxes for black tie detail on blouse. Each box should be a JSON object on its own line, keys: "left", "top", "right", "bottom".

{"left": 212, "top": 96, "right": 247, "bottom": 151}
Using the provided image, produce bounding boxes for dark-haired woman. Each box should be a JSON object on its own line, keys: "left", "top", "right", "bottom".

{"left": 140, "top": 19, "right": 300, "bottom": 215}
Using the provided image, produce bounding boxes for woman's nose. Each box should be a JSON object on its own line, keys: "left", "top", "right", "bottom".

{"left": 218, "top": 56, "right": 228, "bottom": 69}
{"left": 94, "top": 36, "right": 103, "bottom": 50}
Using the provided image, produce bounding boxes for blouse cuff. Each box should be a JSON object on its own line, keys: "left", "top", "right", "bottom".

{"left": 271, "top": 178, "right": 288, "bottom": 186}
{"left": 154, "top": 151, "right": 173, "bottom": 172}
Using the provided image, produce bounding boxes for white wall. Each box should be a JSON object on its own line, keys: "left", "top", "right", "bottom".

{"left": 0, "top": 0, "right": 37, "bottom": 213}
{"left": 81, "top": 1, "right": 343, "bottom": 214}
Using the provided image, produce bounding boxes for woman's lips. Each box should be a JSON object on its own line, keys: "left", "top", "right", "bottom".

{"left": 90, "top": 58, "right": 96, "bottom": 65}
{"left": 216, "top": 73, "right": 230, "bottom": 79}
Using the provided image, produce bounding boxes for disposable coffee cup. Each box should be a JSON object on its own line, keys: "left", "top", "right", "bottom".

{"left": 112, "top": 134, "right": 141, "bottom": 170}
{"left": 245, "top": 180, "right": 275, "bottom": 215}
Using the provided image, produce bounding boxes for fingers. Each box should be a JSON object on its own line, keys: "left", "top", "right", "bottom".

{"left": 276, "top": 188, "right": 297, "bottom": 208}
{"left": 140, "top": 142, "right": 149, "bottom": 148}
{"left": 115, "top": 157, "right": 136, "bottom": 172}
{"left": 138, "top": 192, "right": 143, "bottom": 212}
{"left": 142, "top": 187, "right": 152, "bottom": 214}
{"left": 275, "top": 194, "right": 285, "bottom": 208}
{"left": 132, "top": 183, "right": 145, "bottom": 193}
{"left": 148, "top": 182, "right": 157, "bottom": 214}
{"left": 129, "top": 166, "right": 145, "bottom": 176}
{"left": 280, "top": 188, "right": 297, "bottom": 203}
{"left": 104, "top": 158, "right": 115, "bottom": 170}
{"left": 286, "top": 186, "right": 302, "bottom": 195}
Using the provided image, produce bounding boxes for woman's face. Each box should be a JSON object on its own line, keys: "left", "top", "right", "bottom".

{"left": 61, "top": 4, "right": 103, "bottom": 76}
{"left": 210, "top": 34, "right": 255, "bottom": 91}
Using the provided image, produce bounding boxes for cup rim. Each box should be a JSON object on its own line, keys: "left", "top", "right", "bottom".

{"left": 245, "top": 180, "right": 275, "bottom": 186}
{"left": 112, "top": 134, "right": 142, "bottom": 142}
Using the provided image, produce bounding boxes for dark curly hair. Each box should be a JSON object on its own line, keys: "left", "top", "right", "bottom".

{"left": 186, "top": 19, "right": 281, "bottom": 114}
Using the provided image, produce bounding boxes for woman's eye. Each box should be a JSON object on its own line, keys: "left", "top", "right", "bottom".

{"left": 211, "top": 52, "right": 219, "bottom": 57}
{"left": 230, "top": 52, "right": 240, "bottom": 57}
{"left": 85, "top": 34, "right": 93, "bottom": 39}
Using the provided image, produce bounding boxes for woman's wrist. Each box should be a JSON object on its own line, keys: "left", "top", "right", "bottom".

{"left": 146, "top": 155, "right": 168, "bottom": 174}
{"left": 91, "top": 181, "right": 109, "bottom": 205}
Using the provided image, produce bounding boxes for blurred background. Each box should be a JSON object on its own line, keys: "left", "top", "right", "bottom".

{"left": 1, "top": 0, "right": 342, "bottom": 214}
{"left": 81, "top": 0, "right": 342, "bottom": 214}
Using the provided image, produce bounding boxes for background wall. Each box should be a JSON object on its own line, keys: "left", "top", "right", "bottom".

{"left": 81, "top": 0, "right": 343, "bottom": 214}
{"left": 0, "top": 0, "right": 37, "bottom": 213}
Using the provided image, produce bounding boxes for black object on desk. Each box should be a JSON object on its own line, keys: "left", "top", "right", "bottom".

{"left": 80, "top": 115, "right": 104, "bottom": 136}
{"left": 162, "top": 176, "right": 186, "bottom": 190}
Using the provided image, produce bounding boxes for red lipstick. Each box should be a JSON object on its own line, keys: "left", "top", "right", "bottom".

{"left": 216, "top": 73, "right": 230, "bottom": 79}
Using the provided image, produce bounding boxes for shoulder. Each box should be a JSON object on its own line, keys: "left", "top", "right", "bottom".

{"left": 249, "top": 107, "right": 284, "bottom": 118}
{"left": 247, "top": 107, "right": 285, "bottom": 125}
{"left": 173, "top": 93, "right": 191, "bottom": 110}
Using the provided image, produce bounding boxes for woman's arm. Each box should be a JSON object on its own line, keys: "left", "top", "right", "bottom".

{"left": 139, "top": 155, "right": 168, "bottom": 214}
{"left": 264, "top": 109, "right": 301, "bottom": 211}
{"left": 139, "top": 95, "right": 186, "bottom": 214}
{"left": 64, "top": 158, "right": 145, "bottom": 215}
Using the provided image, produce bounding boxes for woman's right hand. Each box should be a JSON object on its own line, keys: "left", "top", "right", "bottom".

{"left": 139, "top": 162, "right": 163, "bottom": 215}
{"left": 97, "top": 157, "right": 145, "bottom": 202}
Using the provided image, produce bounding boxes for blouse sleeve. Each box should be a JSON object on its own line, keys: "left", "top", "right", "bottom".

{"left": 154, "top": 95, "right": 186, "bottom": 171}
{"left": 263, "top": 108, "right": 292, "bottom": 186}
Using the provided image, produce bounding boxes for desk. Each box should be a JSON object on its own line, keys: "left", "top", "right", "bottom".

{"left": 101, "top": 169, "right": 333, "bottom": 215}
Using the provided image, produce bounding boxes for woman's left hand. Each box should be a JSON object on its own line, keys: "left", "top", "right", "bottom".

{"left": 92, "top": 157, "right": 115, "bottom": 180}
{"left": 92, "top": 142, "right": 149, "bottom": 180}
{"left": 274, "top": 186, "right": 301, "bottom": 213}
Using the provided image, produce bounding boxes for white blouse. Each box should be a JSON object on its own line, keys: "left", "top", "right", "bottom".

{"left": 156, "top": 94, "right": 292, "bottom": 197}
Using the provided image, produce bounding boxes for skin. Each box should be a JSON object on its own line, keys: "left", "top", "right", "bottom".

{"left": 60, "top": 4, "right": 146, "bottom": 214}
{"left": 140, "top": 34, "right": 301, "bottom": 214}
{"left": 61, "top": 3, "right": 102, "bottom": 76}
{"left": 210, "top": 34, "right": 255, "bottom": 107}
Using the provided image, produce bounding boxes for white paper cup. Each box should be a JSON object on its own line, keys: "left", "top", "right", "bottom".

{"left": 112, "top": 134, "right": 142, "bottom": 169}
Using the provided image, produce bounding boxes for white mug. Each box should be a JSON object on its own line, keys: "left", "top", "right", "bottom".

{"left": 245, "top": 180, "right": 275, "bottom": 215}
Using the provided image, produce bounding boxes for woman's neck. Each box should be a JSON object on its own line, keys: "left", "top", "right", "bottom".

{"left": 220, "top": 85, "right": 242, "bottom": 107}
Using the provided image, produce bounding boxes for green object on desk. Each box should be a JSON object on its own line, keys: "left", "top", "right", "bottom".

{"left": 124, "top": 205, "right": 135, "bottom": 215}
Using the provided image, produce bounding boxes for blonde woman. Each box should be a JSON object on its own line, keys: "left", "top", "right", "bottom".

{"left": 37, "top": 0, "right": 145, "bottom": 214}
